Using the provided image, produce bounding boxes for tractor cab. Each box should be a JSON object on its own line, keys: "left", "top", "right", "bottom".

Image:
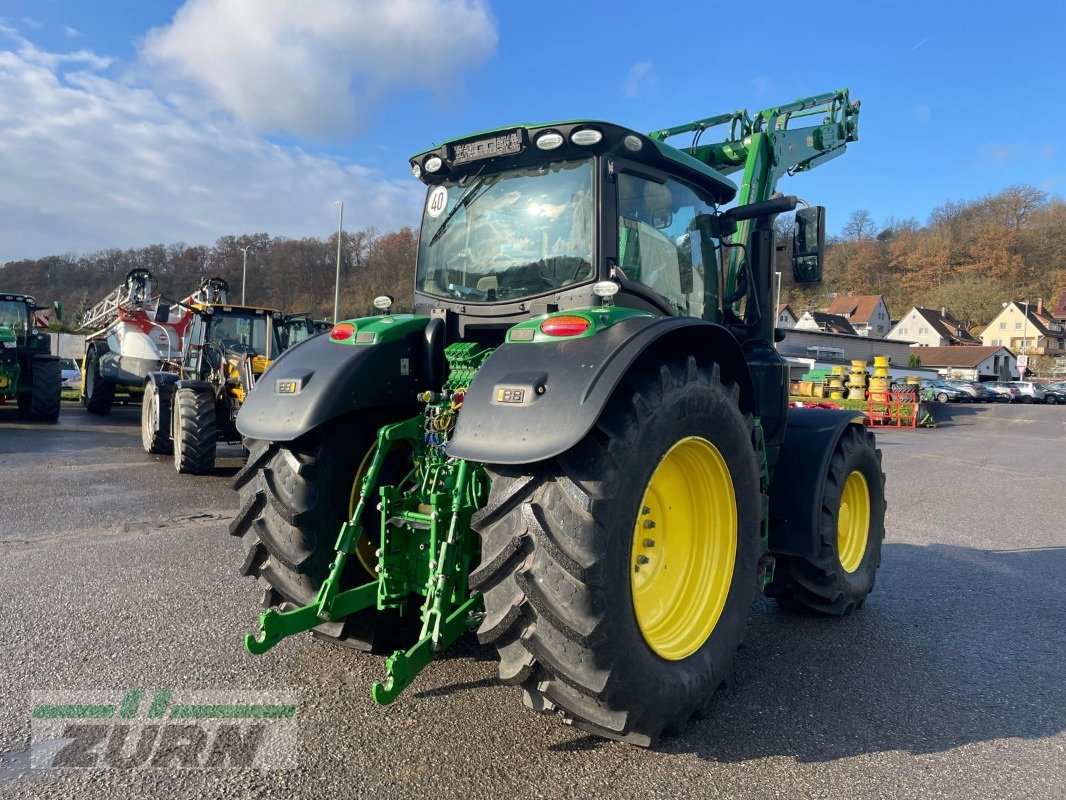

{"left": 410, "top": 122, "right": 742, "bottom": 345}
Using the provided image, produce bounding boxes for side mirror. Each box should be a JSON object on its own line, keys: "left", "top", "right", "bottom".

{"left": 792, "top": 206, "right": 825, "bottom": 284}
{"left": 52, "top": 300, "right": 64, "bottom": 321}
{"left": 155, "top": 303, "right": 171, "bottom": 324}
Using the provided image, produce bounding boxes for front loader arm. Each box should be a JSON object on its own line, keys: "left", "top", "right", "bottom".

{"left": 649, "top": 89, "right": 861, "bottom": 298}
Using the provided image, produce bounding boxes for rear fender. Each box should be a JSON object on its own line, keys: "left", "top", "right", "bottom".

{"left": 448, "top": 315, "right": 753, "bottom": 465}
{"left": 235, "top": 315, "right": 433, "bottom": 442}
{"left": 767, "top": 409, "right": 866, "bottom": 559}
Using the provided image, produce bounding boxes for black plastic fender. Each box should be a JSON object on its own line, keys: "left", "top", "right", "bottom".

{"left": 767, "top": 408, "right": 866, "bottom": 559}
{"left": 235, "top": 322, "right": 432, "bottom": 442}
{"left": 448, "top": 316, "right": 754, "bottom": 465}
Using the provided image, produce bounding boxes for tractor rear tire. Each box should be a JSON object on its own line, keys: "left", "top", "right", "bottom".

{"left": 83, "top": 347, "right": 114, "bottom": 415}
{"left": 172, "top": 387, "right": 216, "bottom": 474}
{"left": 472, "top": 357, "right": 763, "bottom": 746}
{"left": 19, "top": 357, "right": 61, "bottom": 421}
{"left": 230, "top": 414, "right": 411, "bottom": 652}
{"left": 766, "top": 425, "right": 885, "bottom": 615}
{"left": 141, "top": 381, "right": 173, "bottom": 454}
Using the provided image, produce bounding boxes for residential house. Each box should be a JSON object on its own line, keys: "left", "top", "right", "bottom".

{"left": 887, "top": 307, "right": 980, "bottom": 348}
{"left": 909, "top": 345, "right": 1017, "bottom": 381}
{"left": 776, "top": 304, "right": 798, "bottom": 329}
{"left": 1051, "top": 292, "right": 1066, "bottom": 325}
{"left": 979, "top": 300, "right": 1066, "bottom": 355}
{"left": 795, "top": 311, "right": 858, "bottom": 335}
{"left": 825, "top": 295, "right": 892, "bottom": 337}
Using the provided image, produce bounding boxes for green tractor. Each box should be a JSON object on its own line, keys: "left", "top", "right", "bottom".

{"left": 0, "top": 293, "right": 62, "bottom": 422}
{"left": 232, "top": 90, "right": 886, "bottom": 745}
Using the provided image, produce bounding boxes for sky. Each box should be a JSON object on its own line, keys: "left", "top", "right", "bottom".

{"left": 0, "top": 0, "right": 1063, "bottom": 263}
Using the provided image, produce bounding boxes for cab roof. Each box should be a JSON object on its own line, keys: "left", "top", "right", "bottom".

{"left": 411, "top": 119, "right": 737, "bottom": 202}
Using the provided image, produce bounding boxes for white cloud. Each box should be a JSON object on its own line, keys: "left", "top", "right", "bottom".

{"left": 64, "top": 27, "right": 80, "bottom": 38}
{"left": 0, "top": 35, "right": 425, "bottom": 262}
{"left": 141, "top": 0, "right": 498, "bottom": 137}
{"left": 623, "top": 61, "right": 655, "bottom": 99}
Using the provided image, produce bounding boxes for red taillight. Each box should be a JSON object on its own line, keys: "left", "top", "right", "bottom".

{"left": 539, "top": 315, "right": 590, "bottom": 337}
{"left": 330, "top": 323, "right": 356, "bottom": 341}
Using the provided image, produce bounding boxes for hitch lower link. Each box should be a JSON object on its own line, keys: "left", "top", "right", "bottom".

{"left": 244, "top": 416, "right": 483, "bottom": 704}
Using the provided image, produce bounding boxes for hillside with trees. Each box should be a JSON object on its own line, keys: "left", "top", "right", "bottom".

{"left": 3, "top": 184, "right": 1064, "bottom": 331}
{"left": 779, "top": 185, "right": 1066, "bottom": 329}
{"left": 0, "top": 227, "right": 418, "bottom": 325}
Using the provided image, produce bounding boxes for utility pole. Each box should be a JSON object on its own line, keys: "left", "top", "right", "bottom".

{"left": 240, "top": 246, "right": 251, "bottom": 305}
{"left": 334, "top": 200, "right": 344, "bottom": 323}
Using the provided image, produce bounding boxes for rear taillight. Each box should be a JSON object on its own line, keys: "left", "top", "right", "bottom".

{"left": 330, "top": 323, "right": 355, "bottom": 341}
{"left": 539, "top": 315, "right": 591, "bottom": 337}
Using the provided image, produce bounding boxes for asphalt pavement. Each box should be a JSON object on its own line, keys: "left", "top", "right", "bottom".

{"left": 0, "top": 401, "right": 1063, "bottom": 799}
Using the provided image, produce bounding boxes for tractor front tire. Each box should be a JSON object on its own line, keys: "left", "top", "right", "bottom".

{"left": 472, "top": 356, "right": 763, "bottom": 746}
{"left": 19, "top": 357, "right": 61, "bottom": 421}
{"left": 141, "top": 381, "right": 172, "bottom": 454}
{"left": 172, "top": 387, "right": 216, "bottom": 473}
{"left": 767, "top": 425, "right": 886, "bottom": 615}
{"left": 230, "top": 414, "right": 409, "bottom": 652}
{"left": 83, "top": 347, "right": 115, "bottom": 415}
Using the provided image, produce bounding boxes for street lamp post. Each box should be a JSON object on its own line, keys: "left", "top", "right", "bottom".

{"left": 240, "top": 246, "right": 251, "bottom": 305}
{"left": 334, "top": 200, "right": 344, "bottom": 323}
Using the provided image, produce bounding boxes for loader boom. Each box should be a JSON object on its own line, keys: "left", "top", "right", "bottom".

{"left": 650, "top": 89, "right": 860, "bottom": 298}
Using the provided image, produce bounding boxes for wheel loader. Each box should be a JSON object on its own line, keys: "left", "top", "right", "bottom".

{"left": 231, "top": 90, "right": 886, "bottom": 746}
{"left": 140, "top": 278, "right": 287, "bottom": 474}
{"left": 0, "top": 292, "right": 62, "bottom": 421}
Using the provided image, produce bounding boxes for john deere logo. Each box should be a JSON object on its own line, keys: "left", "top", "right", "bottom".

{"left": 29, "top": 690, "right": 296, "bottom": 770}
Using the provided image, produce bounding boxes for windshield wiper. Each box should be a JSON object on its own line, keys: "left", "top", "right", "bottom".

{"left": 429, "top": 167, "right": 491, "bottom": 246}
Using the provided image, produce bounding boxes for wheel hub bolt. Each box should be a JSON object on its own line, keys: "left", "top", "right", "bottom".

{"left": 643, "top": 520, "right": 656, "bottom": 529}
{"left": 644, "top": 539, "right": 655, "bottom": 548}
{"left": 637, "top": 555, "right": 650, "bottom": 565}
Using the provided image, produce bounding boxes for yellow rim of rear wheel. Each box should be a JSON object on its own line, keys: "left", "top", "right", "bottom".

{"left": 349, "top": 443, "right": 380, "bottom": 576}
{"left": 631, "top": 436, "right": 737, "bottom": 661}
{"left": 837, "top": 470, "right": 870, "bottom": 573}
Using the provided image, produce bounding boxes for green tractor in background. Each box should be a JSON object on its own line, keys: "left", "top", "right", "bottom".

{"left": 0, "top": 293, "right": 62, "bottom": 422}
{"left": 231, "top": 90, "right": 886, "bottom": 746}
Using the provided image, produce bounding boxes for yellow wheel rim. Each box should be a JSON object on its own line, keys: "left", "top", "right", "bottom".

{"left": 631, "top": 436, "right": 737, "bottom": 661}
{"left": 837, "top": 470, "right": 871, "bottom": 573}
{"left": 349, "top": 443, "right": 382, "bottom": 577}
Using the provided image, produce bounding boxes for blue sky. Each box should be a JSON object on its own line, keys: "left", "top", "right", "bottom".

{"left": 0, "top": 0, "right": 1063, "bottom": 261}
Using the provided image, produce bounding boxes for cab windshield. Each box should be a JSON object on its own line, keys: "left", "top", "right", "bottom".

{"left": 416, "top": 158, "right": 595, "bottom": 303}
{"left": 0, "top": 300, "right": 29, "bottom": 339}
{"left": 209, "top": 313, "right": 279, "bottom": 357}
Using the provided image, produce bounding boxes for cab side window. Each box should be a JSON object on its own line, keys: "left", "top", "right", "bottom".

{"left": 616, "top": 173, "right": 717, "bottom": 318}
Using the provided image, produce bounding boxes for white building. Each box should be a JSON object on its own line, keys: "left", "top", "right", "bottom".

{"left": 887, "top": 307, "right": 980, "bottom": 348}
{"left": 825, "top": 295, "right": 892, "bottom": 337}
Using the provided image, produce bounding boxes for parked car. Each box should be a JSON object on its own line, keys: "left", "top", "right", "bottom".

{"left": 1036, "top": 383, "right": 1066, "bottom": 405}
{"left": 985, "top": 381, "right": 1020, "bottom": 402}
{"left": 1008, "top": 381, "right": 1046, "bottom": 403}
{"left": 1048, "top": 381, "right": 1066, "bottom": 394}
{"left": 945, "top": 380, "right": 995, "bottom": 403}
{"left": 59, "top": 357, "right": 81, "bottom": 391}
{"left": 919, "top": 379, "right": 968, "bottom": 403}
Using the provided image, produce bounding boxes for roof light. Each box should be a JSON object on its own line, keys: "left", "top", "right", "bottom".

{"left": 623, "top": 135, "right": 643, "bottom": 152}
{"left": 373, "top": 295, "right": 394, "bottom": 314}
{"left": 411, "top": 163, "right": 422, "bottom": 179}
{"left": 570, "top": 128, "right": 603, "bottom": 146}
{"left": 535, "top": 131, "right": 564, "bottom": 151}
{"left": 540, "top": 315, "right": 591, "bottom": 337}
{"left": 424, "top": 156, "right": 443, "bottom": 173}
{"left": 330, "top": 322, "right": 356, "bottom": 341}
